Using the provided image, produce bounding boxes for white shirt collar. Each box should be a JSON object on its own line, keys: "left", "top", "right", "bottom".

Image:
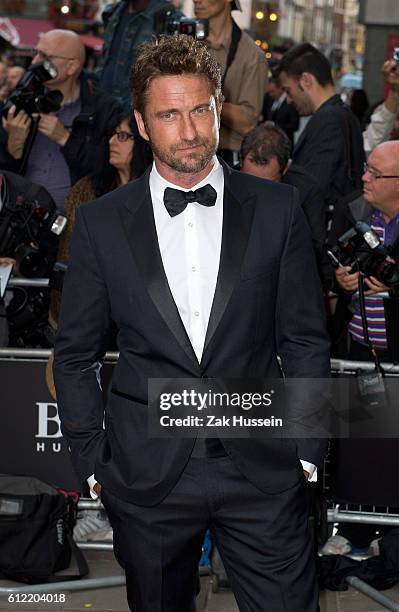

{"left": 150, "top": 155, "right": 223, "bottom": 197}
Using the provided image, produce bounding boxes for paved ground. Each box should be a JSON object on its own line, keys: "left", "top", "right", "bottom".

{"left": 1, "top": 550, "right": 399, "bottom": 611}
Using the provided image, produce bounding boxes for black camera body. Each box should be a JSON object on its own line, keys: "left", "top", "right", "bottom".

{"left": 2, "top": 60, "right": 63, "bottom": 118}
{"left": 328, "top": 221, "right": 399, "bottom": 288}
{"left": 0, "top": 171, "right": 66, "bottom": 278}
{"left": 154, "top": 7, "right": 209, "bottom": 39}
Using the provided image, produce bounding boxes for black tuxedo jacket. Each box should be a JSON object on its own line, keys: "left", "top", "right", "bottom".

{"left": 292, "top": 94, "right": 365, "bottom": 207}
{"left": 53, "top": 160, "right": 330, "bottom": 506}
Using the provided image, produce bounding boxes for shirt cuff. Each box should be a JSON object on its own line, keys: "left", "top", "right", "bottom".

{"left": 300, "top": 460, "right": 317, "bottom": 482}
{"left": 87, "top": 474, "right": 98, "bottom": 499}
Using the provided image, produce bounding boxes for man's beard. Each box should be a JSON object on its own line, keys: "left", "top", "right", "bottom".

{"left": 149, "top": 134, "right": 218, "bottom": 174}
{"left": 295, "top": 100, "right": 313, "bottom": 117}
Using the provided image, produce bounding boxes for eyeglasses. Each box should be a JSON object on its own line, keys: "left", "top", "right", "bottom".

{"left": 34, "top": 50, "right": 76, "bottom": 62}
{"left": 111, "top": 130, "right": 135, "bottom": 142}
{"left": 363, "top": 162, "right": 399, "bottom": 180}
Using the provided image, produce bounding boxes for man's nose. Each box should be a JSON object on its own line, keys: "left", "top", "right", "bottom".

{"left": 181, "top": 115, "right": 197, "bottom": 141}
{"left": 362, "top": 168, "right": 371, "bottom": 183}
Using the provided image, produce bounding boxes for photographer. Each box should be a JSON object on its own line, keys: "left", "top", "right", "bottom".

{"left": 328, "top": 140, "right": 399, "bottom": 362}
{"left": 0, "top": 170, "right": 66, "bottom": 347}
{"left": 1, "top": 30, "right": 121, "bottom": 214}
{"left": 193, "top": 0, "right": 268, "bottom": 166}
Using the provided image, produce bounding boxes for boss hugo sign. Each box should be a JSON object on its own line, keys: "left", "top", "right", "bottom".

{"left": 0, "top": 359, "right": 114, "bottom": 491}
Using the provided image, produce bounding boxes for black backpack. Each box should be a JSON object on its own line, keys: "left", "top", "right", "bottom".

{"left": 0, "top": 475, "right": 88, "bottom": 584}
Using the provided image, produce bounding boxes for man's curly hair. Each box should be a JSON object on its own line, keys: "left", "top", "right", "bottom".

{"left": 130, "top": 35, "right": 223, "bottom": 117}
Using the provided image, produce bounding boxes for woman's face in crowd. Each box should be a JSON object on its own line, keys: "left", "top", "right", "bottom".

{"left": 109, "top": 119, "right": 135, "bottom": 171}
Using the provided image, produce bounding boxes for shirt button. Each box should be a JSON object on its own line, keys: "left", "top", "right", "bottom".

{"left": 188, "top": 222, "right": 193, "bottom": 228}
{"left": 194, "top": 311, "right": 200, "bottom": 317}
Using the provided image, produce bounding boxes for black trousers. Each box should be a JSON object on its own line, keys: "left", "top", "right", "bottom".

{"left": 102, "top": 454, "right": 318, "bottom": 612}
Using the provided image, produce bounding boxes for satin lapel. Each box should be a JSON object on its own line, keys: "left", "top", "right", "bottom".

{"left": 119, "top": 184, "right": 199, "bottom": 366}
{"left": 202, "top": 179, "right": 255, "bottom": 361}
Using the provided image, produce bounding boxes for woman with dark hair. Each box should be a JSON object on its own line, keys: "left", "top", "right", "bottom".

{"left": 92, "top": 112, "right": 153, "bottom": 196}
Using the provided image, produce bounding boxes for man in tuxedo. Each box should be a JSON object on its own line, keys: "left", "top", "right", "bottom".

{"left": 261, "top": 72, "right": 299, "bottom": 145}
{"left": 54, "top": 35, "right": 330, "bottom": 611}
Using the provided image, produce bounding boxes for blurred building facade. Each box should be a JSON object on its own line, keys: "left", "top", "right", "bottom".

{"left": 262, "top": 0, "right": 364, "bottom": 77}
{"left": 360, "top": 0, "right": 399, "bottom": 104}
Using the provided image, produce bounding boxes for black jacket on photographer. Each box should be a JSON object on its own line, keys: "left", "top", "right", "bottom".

{"left": 0, "top": 73, "right": 122, "bottom": 201}
{"left": 327, "top": 190, "right": 399, "bottom": 360}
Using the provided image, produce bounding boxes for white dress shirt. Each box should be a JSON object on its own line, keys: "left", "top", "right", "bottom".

{"left": 88, "top": 156, "right": 316, "bottom": 497}
{"left": 150, "top": 156, "right": 223, "bottom": 362}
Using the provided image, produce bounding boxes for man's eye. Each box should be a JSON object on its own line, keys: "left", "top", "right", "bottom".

{"left": 194, "top": 107, "right": 209, "bottom": 115}
{"left": 160, "top": 112, "right": 174, "bottom": 120}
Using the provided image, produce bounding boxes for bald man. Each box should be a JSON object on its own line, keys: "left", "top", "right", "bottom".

{"left": 1, "top": 30, "right": 121, "bottom": 213}
{"left": 328, "top": 140, "right": 399, "bottom": 361}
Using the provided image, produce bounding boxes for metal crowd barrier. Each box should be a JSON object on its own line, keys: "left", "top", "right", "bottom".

{"left": 2, "top": 325, "right": 399, "bottom": 607}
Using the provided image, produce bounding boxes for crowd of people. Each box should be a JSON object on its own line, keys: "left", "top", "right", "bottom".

{"left": 1, "top": 0, "right": 399, "bottom": 574}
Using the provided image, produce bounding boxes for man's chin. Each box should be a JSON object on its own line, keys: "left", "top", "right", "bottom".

{"left": 363, "top": 188, "right": 372, "bottom": 203}
{"left": 171, "top": 153, "right": 213, "bottom": 174}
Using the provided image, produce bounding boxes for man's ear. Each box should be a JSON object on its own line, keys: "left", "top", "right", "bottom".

{"left": 299, "top": 72, "right": 315, "bottom": 90}
{"left": 134, "top": 110, "right": 150, "bottom": 142}
{"left": 67, "top": 59, "right": 81, "bottom": 79}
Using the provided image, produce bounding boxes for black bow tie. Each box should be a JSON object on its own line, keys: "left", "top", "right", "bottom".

{"left": 163, "top": 184, "right": 217, "bottom": 217}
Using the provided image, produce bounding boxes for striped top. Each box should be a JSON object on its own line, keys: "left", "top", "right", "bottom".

{"left": 348, "top": 210, "right": 399, "bottom": 348}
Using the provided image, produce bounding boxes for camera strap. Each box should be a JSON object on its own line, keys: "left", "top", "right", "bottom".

{"left": 356, "top": 271, "right": 387, "bottom": 400}
{"left": 221, "top": 21, "right": 242, "bottom": 89}
{"left": 357, "top": 270, "right": 383, "bottom": 371}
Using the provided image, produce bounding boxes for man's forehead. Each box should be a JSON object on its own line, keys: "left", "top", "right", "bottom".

{"left": 148, "top": 75, "right": 214, "bottom": 105}
{"left": 37, "top": 33, "right": 65, "bottom": 53}
{"left": 370, "top": 149, "right": 399, "bottom": 172}
{"left": 149, "top": 74, "right": 211, "bottom": 92}
{"left": 279, "top": 73, "right": 298, "bottom": 89}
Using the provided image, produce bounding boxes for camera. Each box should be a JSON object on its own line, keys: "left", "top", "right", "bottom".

{"left": 393, "top": 47, "right": 399, "bottom": 65}
{"left": 1, "top": 60, "right": 63, "bottom": 118}
{"left": 6, "top": 287, "right": 55, "bottom": 348}
{"left": 154, "top": 7, "right": 209, "bottom": 39}
{"left": 328, "top": 221, "right": 399, "bottom": 288}
{"left": 0, "top": 171, "right": 67, "bottom": 278}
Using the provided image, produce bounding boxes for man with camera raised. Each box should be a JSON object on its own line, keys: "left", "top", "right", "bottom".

{"left": 1, "top": 30, "right": 121, "bottom": 214}
{"left": 328, "top": 140, "right": 399, "bottom": 362}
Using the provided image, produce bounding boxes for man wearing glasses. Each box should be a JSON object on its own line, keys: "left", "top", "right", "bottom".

{"left": 328, "top": 140, "right": 399, "bottom": 362}
{"left": 1, "top": 29, "right": 121, "bottom": 214}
